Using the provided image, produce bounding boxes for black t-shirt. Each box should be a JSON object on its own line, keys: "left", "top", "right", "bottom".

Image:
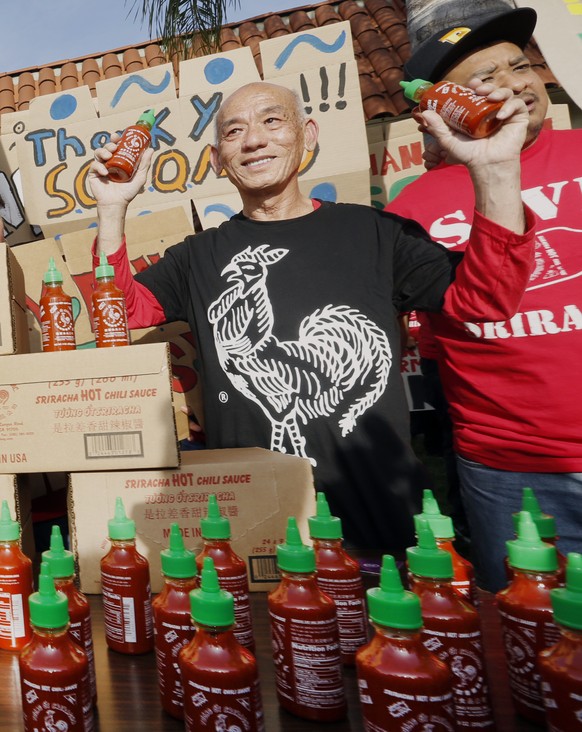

{"left": 136, "top": 201, "right": 461, "bottom": 551}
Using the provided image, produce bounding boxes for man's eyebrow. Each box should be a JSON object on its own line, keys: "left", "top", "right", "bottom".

{"left": 473, "top": 53, "right": 530, "bottom": 76}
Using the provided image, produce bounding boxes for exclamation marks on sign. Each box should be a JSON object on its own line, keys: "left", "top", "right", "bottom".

{"left": 299, "top": 63, "right": 348, "bottom": 114}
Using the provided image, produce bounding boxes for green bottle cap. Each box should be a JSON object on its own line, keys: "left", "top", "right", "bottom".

{"left": 551, "top": 553, "right": 582, "bottom": 630}
{"left": 160, "top": 523, "right": 197, "bottom": 579}
{"left": 29, "top": 561, "right": 69, "bottom": 629}
{"left": 399, "top": 78, "right": 433, "bottom": 103}
{"left": 506, "top": 511, "right": 558, "bottom": 573}
{"left": 107, "top": 497, "right": 136, "bottom": 540}
{"left": 42, "top": 525, "right": 74, "bottom": 578}
{"left": 190, "top": 556, "right": 234, "bottom": 627}
{"left": 0, "top": 500, "right": 20, "bottom": 542}
{"left": 43, "top": 256, "right": 64, "bottom": 285}
{"left": 201, "top": 494, "right": 231, "bottom": 540}
{"left": 137, "top": 109, "right": 156, "bottom": 129}
{"left": 95, "top": 251, "right": 114, "bottom": 280}
{"left": 415, "top": 489, "right": 454, "bottom": 539}
{"left": 407, "top": 518, "right": 454, "bottom": 579}
{"left": 276, "top": 517, "right": 315, "bottom": 573}
{"left": 512, "top": 487, "right": 556, "bottom": 539}
{"left": 308, "top": 492, "right": 342, "bottom": 540}
{"left": 367, "top": 555, "right": 423, "bottom": 630}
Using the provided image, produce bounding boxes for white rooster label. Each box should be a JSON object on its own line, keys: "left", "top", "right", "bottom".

{"left": 208, "top": 245, "right": 392, "bottom": 466}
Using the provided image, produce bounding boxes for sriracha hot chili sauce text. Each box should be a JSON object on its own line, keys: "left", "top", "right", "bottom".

{"left": 100, "top": 497, "right": 154, "bottom": 654}
{"left": 407, "top": 519, "right": 494, "bottom": 729}
{"left": 196, "top": 494, "right": 254, "bottom": 652}
{"left": 105, "top": 109, "right": 155, "bottom": 182}
{"left": 308, "top": 492, "right": 368, "bottom": 665}
{"left": 496, "top": 511, "right": 561, "bottom": 726}
{"left": 356, "top": 554, "right": 456, "bottom": 732}
{"left": 0, "top": 500, "right": 33, "bottom": 652}
{"left": 40, "top": 257, "right": 76, "bottom": 352}
{"left": 539, "top": 552, "right": 582, "bottom": 731}
{"left": 92, "top": 252, "right": 130, "bottom": 347}
{"left": 415, "top": 489, "right": 477, "bottom": 605}
{"left": 178, "top": 557, "right": 265, "bottom": 732}
{"left": 152, "top": 523, "right": 197, "bottom": 720}
{"left": 400, "top": 78, "right": 504, "bottom": 138}
{"left": 42, "top": 525, "right": 97, "bottom": 707}
{"left": 268, "top": 517, "right": 346, "bottom": 722}
{"left": 19, "top": 562, "right": 94, "bottom": 732}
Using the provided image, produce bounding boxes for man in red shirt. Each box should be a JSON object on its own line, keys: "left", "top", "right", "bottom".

{"left": 388, "top": 7, "right": 582, "bottom": 591}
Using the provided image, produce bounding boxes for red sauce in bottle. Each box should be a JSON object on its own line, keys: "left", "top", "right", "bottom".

{"left": 0, "top": 500, "right": 33, "bottom": 651}
{"left": 152, "top": 523, "right": 197, "bottom": 719}
{"left": 196, "top": 494, "right": 254, "bottom": 652}
{"left": 496, "top": 511, "right": 561, "bottom": 725}
{"left": 268, "top": 517, "right": 346, "bottom": 722}
{"left": 100, "top": 497, "right": 153, "bottom": 654}
{"left": 40, "top": 257, "right": 76, "bottom": 352}
{"left": 106, "top": 109, "right": 155, "bottom": 182}
{"left": 92, "top": 252, "right": 130, "bottom": 348}
{"left": 539, "top": 552, "right": 582, "bottom": 731}
{"left": 43, "top": 525, "right": 97, "bottom": 706}
{"left": 308, "top": 492, "right": 368, "bottom": 665}
{"left": 19, "top": 562, "right": 94, "bottom": 732}
{"left": 179, "top": 557, "right": 265, "bottom": 732}
{"left": 408, "top": 520, "right": 494, "bottom": 729}
{"left": 356, "top": 555, "right": 456, "bottom": 732}
{"left": 401, "top": 78, "right": 504, "bottom": 138}
{"left": 414, "top": 490, "right": 477, "bottom": 604}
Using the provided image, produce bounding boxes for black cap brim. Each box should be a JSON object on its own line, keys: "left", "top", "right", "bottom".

{"left": 404, "top": 7, "right": 537, "bottom": 83}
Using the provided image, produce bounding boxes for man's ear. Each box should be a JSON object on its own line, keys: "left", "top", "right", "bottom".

{"left": 304, "top": 118, "right": 319, "bottom": 152}
{"left": 210, "top": 146, "right": 222, "bottom": 175}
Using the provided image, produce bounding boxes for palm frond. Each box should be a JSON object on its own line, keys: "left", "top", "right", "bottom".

{"left": 128, "top": 0, "right": 241, "bottom": 59}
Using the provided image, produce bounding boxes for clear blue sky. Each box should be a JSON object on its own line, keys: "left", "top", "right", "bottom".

{"left": 3, "top": 1, "right": 308, "bottom": 73}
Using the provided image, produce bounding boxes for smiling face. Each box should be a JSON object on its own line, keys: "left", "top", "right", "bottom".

{"left": 210, "top": 83, "right": 318, "bottom": 204}
{"left": 444, "top": 41, "right": 549, "bottom": 145}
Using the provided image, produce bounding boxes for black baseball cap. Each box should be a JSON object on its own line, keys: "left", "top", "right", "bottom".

{"left": 403, "top": 7, "right": 537, "bottom": 83}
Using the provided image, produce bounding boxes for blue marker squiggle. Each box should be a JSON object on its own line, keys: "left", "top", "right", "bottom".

{"left": 274, "top": 31, "right": 346, "bottom": 70}
{"left": 204, "top": 203, "right": 236, "bottom": 220}
{"left": 111, "top": 71, "right": 172, "bottom": 108}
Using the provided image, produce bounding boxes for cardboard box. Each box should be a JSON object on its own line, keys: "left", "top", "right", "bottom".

{"left": 0, "top": 342, "right": 179, "bottom": 473}
{"left": 0, "top": 242, "right": 29, "bottom": 356}
{"left": 69, "top": 448, "right": 316, "bottom": 594}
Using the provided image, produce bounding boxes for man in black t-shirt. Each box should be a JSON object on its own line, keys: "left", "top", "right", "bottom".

{"left": 87, "top": 81, "right": 533, "bottom": 552}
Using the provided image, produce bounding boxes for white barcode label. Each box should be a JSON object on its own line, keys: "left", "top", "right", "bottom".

{"left": 122, "top": 596, "right": 137, "bottom": 643}
{"left": 84, "top": 432, "right": 143, "bottom": 458}
{"left": 249, "top": 555, "right": 280, "bottom": 583}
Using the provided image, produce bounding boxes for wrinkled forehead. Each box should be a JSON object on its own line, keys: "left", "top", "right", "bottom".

{"left": 445, "top": 41, "right": 525, "bottom": 80}
{"left": 217, "top": 84, "right": 298, "bottom": 129}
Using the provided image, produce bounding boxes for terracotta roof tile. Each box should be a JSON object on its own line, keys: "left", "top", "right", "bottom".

{"left": 0, "top": 0, "right": 561, "bottom": 122}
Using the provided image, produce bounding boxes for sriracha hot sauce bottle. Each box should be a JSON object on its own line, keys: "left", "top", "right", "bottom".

{"left": 92, "top": 252, "right": 130, "bottom": 348}
{"left": 504, "top": 487, "right": 567, "bottom": 584}
{"left": 356, "top": 554, "right": 456, "bottom": 732}
{"left": 19, "top": 562, "right": 93, "bottom": 732}
{"left": 179, "top": 557, "right": 265, "bottom": 732}
{"left": 400, "top": 78, "right": 504, "bottom": 138}
{"left": 308, "top": 491, "right": 368, "bottom": 665}
{"left": 100, "top": 497, "right": 154, "bottom": 654}
{"left": 268, "top": 517, "right": 346, "bottom": 722}
{"left": 539, "top": 552, "right": 582, "bottom": 731}
{"left": 496, "top": 511, "right": 561, "bottom": 725}
{"left": 196, "top": 494, "right": 254, "bottom": 652}
{"left": 0, "top": 499, "right": 33, "bottom": 651}
{"left": 407, "top": 519, "right": 495, "bottom": 729}
{"left": 40, "top": 257, "right": 76, "bottom": 352}
{"left": 415, "top": 489, "right": 477, "bottom": 604}
{"left": 42, "top": 525, "right": 97, "bottom": 707}
{"left": 106, "top": 109, "right": 155, "bottom": 182}
{"left": 152, "top": 523, "right": 197, "bottom": 720}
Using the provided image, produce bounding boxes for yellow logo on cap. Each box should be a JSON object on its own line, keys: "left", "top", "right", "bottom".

{"left": 438, "top": 27, "right": 471, "bottom": 45}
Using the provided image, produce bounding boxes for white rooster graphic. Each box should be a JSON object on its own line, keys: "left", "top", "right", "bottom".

{"left": 208, "top": 245, "right": 392, "bottom": 465}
